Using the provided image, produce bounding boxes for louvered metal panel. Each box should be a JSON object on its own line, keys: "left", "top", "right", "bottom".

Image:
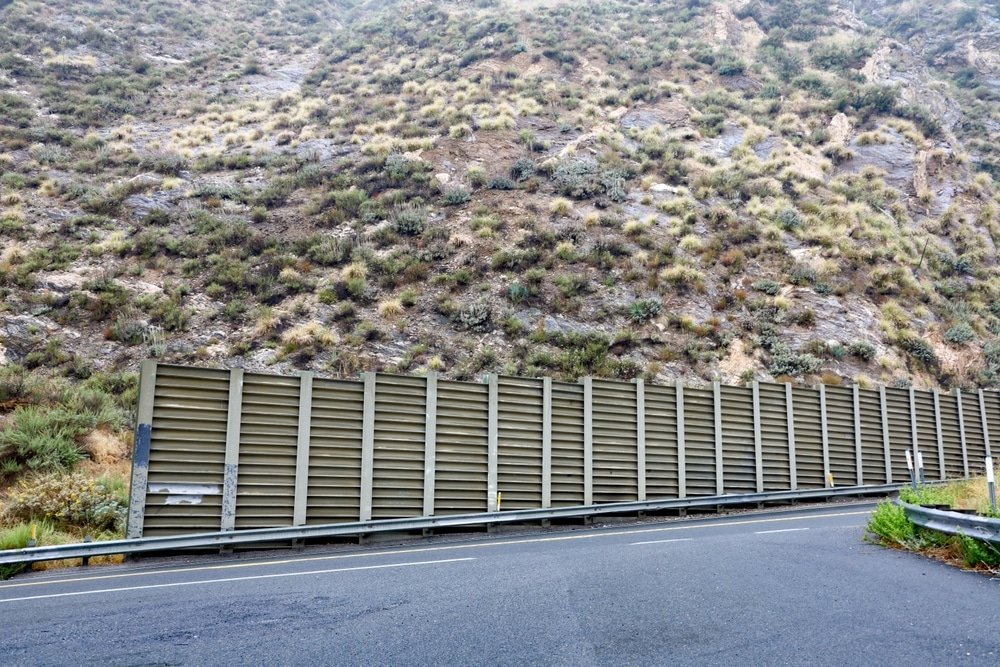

{"left": 591, "top": 379, "right": 638, "bottom": 503}
{"left": 371, "top": 374, "right": 426, "bottom": 519}
{"left": 643, "top": 384, "right": 679, "bottom": 499}
{"left": 497, "top": 376, "right": 544, "bottom": 510}
{"left": 758, "top": 382, "right": 790, "bottom": 491}
{"left": 434, "top": 379, "right": 488, "bottom": 514}
{"left": 791, "top": 387, "right": 824, "bottom": 489}
{"left": 682, "top": 386, "right": 717, "bottom": 496}
{"left": 912, "top": 389, "right": 940, "bottom": 481}
{"left": 719, "top": 385, "right": 755, "bottom": 494}
{"left": 961, "top": 391, "right": 988, "bottom": 475}
{"left": 550, "top": 381, "right": 585, "bottom": 507}
{"left": 939, "top": 392, "right": 964, "bottom": 478}
{"left": 858, "top": 388, "right": 887, "bottom": 484}
{"left": 307, "top": 378, "right": 364, "bottom": 524}
{"left": 143, "top": 365, "right": 230, "bottom": 536}
{"left": 824, "top": 386, "right": 857, "bottom": 487}
{"left": 135, "top": 361, "right": 994, "bottom": 538}
{"left": 234, "top": 372, "right": 299, "bottom": 529}
{"left": 883, "top": 388, "right": 914, "bottom": 482}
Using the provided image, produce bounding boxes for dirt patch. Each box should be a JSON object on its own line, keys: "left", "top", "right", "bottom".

{"left": 828, "top": 113, "right": 852, "bottom": 145}
{"left": 717, "top": 338, "right": 760, "bottom": 383}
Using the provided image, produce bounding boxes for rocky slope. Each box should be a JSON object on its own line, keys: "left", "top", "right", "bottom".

{"left": 2, "top": 0, "right": 1000, "bottom": 392}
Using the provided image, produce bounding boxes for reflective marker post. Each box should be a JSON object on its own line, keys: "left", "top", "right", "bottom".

{"left": 916, "top": 451, "right": 926, "bottom": 485}
{"left": 905, "top": 450, "right": 917, "bottom": 489}
{"left": 987, "top": 458, "right": 996, "bottom": 514}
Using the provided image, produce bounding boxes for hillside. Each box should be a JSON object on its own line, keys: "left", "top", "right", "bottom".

{"left": 3, "top": 0, "right": 1000, "bottom": 398}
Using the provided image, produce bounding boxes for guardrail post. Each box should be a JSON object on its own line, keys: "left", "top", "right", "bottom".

{"left": 582, "top": 376, "right": 593, "bottom": 506}
{"left": 292, "top": 371, "right": 313, "bottom": 527}
{"left": 785, "top": 383, "right": 797, "bottom": 490}
{"left": 636, "top": 378, "right": 646, "bottom": 502}
{"left": 932, "top": 389, "right": 946, "bottom": 481}
{"left": 676, "top": 380, "right": 687, "bottom": 499}
{"left": 819, "top": 384, "right": 831, "bottom": 487}
{"left": 752, "top": 381, "right": 763, "bottom": 493}
{"left": 852, "top": 384, "right": 863, "bottom": 486}
{"left": 955, "top": 388, "right": 969, "bottom": 477}
{"left": 909, "top": 387, "right": 921, "bottom": 481}
{"left": 126, "top": 360, "right": 157, "bottom": 539}
{"left": 487, "top": 374, "right": 499, "bottom": 512}
{"left": 423, "top": 372, "right": 438, "bottom": 517}
{"left": 221, "top": 368, "right": 244, "bottom": 532}
{"left": 542, "top": 377, "right": 552, "bottom": 509}
{"left": 713, "top": 382, "right": 724, "bottom": 495}
{"left": 880, "top": 386, "right": 892, "bottom": 484}
{"left": 979, "top": 389, "right": 992, "bottom": 458}
{"left": 359, "top": 372, "right": 376, "bottom": 521}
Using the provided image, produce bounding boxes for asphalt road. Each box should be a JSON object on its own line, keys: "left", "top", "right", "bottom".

{"left": 1, "top": 505, "right": 998, "bottom": 666}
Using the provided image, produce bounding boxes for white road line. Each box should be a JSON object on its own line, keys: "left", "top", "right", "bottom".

{"left": 629, "top": 538, "right": 694, "bottom": 546}
{"left": 0, "top": 510, "right": 871, "bottom": 590}
{"left": 754, "top": 528, "right": 810, "bottom": 535}
{"left": 0, "top": 558, "right": 475, "bottom": 604}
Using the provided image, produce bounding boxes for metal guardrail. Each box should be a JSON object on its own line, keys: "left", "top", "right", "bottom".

{"left": 0, "top": 483, "right": 906, "bottom": 567}
{"left": 899, "top": 500, "right": 1000, "bottom": 545}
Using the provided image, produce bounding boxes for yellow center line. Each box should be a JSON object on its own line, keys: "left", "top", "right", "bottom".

{"left": 0, "top": 509, "right": 870, "bottom": 590}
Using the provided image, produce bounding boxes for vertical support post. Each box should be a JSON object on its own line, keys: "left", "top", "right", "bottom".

{"left": 676, "top": 380, "right": 687, "bottom": 499}
{"left": 359, "top": 372, "right": 376, "bottom": 522}
{"left": 879, "top": 386, "right": 892, "bottom": 484}
{"left": 852, "top": 385, "right": 863, "bottom": 487}
{"left": 636, "top": 379, "right": 646, "bottom": 502}
{"left": 785, "top": 383, "right": 797, "bottom": 490}
{"left": 752, "top": 381, "right": 763, "bottom": 493}
{"left": 819, "top": 384, "right": 831, "bottom": 488}
{"left": 487, "top": 374, "right": 499, "bottom": 512}
{"left": 713, "top": 382, "right": 724, "bottom": 495}
{"left": 126, "top": 360, "right": 157, "bottom": 539}
{"left": 220, "top": 368, "right": 244, "bottom": 532}
{"left": 909, "top": 387, "right": 920, "bottom": 481}
{"left": 955, "top": 389, "right": 969, "bottom": 478}
{"left": 932, "top": 389, "right": 946, "bottom": 481}
{"left": 542, "top": 377, "right": 552, "bottom": 509}
{"left": 979, "top": 389, "right": 992, "bottom": 458}
{"left": 582, "top": 377, "right": 593, "bottom": 506}
{"left": 292, "top": 371, "right": 313, "bottom": 527}
{"left": 422, "top": 372, "right": 438, "bottom": 517}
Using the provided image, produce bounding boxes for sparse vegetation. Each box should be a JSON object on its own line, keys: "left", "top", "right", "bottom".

{"left": 866, "top": 474, "right": 1000, "bottom": 573}
{"left": 3, "top": 0, "right": 1000, "bottom": 550}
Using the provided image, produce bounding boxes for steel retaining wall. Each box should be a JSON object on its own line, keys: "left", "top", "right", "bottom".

{"left": 127, "top": 362, "right": 993, "bottom": 538}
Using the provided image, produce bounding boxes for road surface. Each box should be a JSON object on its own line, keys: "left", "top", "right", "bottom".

{"left": 1, "top": 505, "right": 997, "bottom": 666}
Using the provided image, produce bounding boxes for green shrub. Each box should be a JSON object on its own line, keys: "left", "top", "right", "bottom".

{"left": 508, "top": 282, "right": 531, "bottom": 304}
{"left": 510, "top": 157, "right": 536, "bottom": 181}
{"left": 5, "top": 472, "right": 128, "bottom": 533}
{"left": 944, "top": 323, "right": 975, "bottom": 345}
{"left": 454, "top": 301, "right": 491, "bottom": 331}
{"left": 847, "top": 341, "right": 876, "bottom": 362}
{"left": 0, "top": 521, "right": 58, "bottom": 580}
{"left": 768, "top": 343, "right": 822, "bottom": 377}
{"left": 899, "top": 333, "right": 938, "bottom": 366}
{"left": 440, "top": 187, "right": 471, "bottom": 206}
{"left": 865, "top": 501, "right": 915, "bottom": 547}
{"left": 487, "top": 176, "right": 516, "bottom": 190}
{"left": 752, "top": 279, "right": 781, "bottom": 295}
{"left": 628, "top": 298, "right": 662, "bottom": 324}
{"left": 392, "top": 207, "right": 427, "bottom": 236}
{"left": 956, "top": 534, "right": 1000, "bottom": 568}
{"left": 1, "top": 407, "right": 94, "bottom": 475}
{"left": 899, "top": 485, "right": 956, "bottom": 507}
